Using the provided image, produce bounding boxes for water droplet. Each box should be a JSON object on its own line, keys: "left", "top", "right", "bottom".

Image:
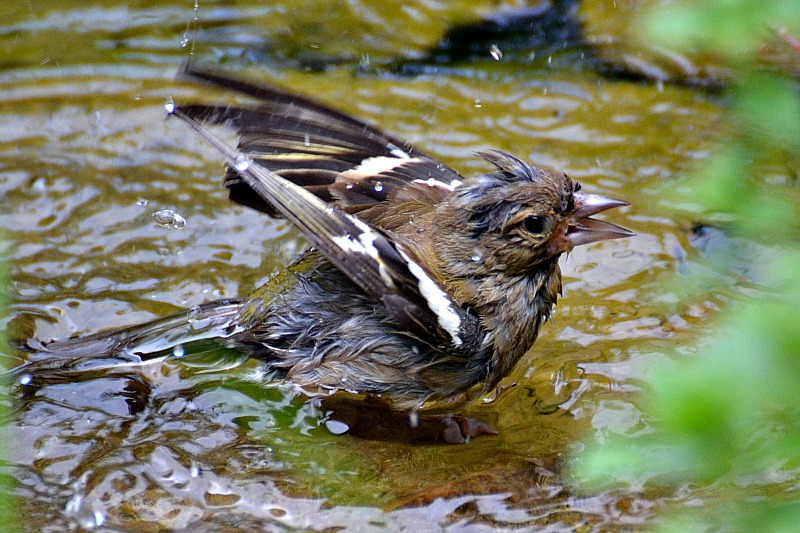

{"left": 345, "top": 183, "right": 354, "bottom": 189}
{"left": 408, "top": 411, "right": 419, "bottom": 428}
{"left": 489, "top": 44, "right": 503, "bottom": 60}
{"left": 136, "top": 197, "right": 148, "bottom": 206}
{"left": 325, "top": 206, "right": 334, "bottom": 214}
{"left": 93, "top": 511, "right": 105, "bottom": 527}
{"left": 152, "top": 209, "right": 186, "bottom": 229}
{"left": 482, "top": 385, "right": 504, "bottom": 403}
{"left": 325, "top": 419, "right": 350, "bottom": 435}
{"left": 172, "top": 344, "right": 185, "bottom": 358}
{"left": 65, "top": 493, "right": 82, "bottom": 514}
{"left": 164, "top": 97, "right": 175, "bottom": 114}
{"left": 373, "top": 181, "right": 384, "bottom": 193}
{"left": 304, "top": 133, "right": 311, "bottom": 147}
{"left": 189, "top": 464, "right": 201, "bottom": 477}
{"left": 471, "top": 255, "right": 481, "bottom": 262}
{"left": 19, "top": 374, "right": 32, "bottom": 386}
{"left": 473, "top": 99, "right": 482, "bottom": 108}
{"left": 180, "top": 33, "right": 190, "bottom": 47}
{"left": 234, "top": 155, "right": 250, "bottom": 171}
{"left": 187, "top": 306, "right": 202, "bottom": 327}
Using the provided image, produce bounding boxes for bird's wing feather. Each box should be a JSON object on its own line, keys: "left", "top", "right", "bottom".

{"left": 169, "top": 105, "right": 469, "bottom": 348}
{"left": 177, "top": 66, "right": 464, "bottom": 220}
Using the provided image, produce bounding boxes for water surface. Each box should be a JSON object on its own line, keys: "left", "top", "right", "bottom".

{"left": 1, "top": 1, "right": 746, "bottom": 530}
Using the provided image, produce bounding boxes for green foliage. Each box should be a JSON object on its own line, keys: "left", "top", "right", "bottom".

{"left": 572, "top": 0, "right": 800, "bottom": 530}
{"left": 644, "top": 0, "right": 800, "bottom": 61}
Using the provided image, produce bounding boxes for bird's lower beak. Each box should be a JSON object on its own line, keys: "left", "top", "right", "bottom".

{"left": 566, "top": 192, "right": 635, "bottom": 247}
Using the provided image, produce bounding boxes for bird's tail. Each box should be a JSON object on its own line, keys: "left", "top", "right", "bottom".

{"left": 12, "top": 299, "right": 245, "bottom": 375}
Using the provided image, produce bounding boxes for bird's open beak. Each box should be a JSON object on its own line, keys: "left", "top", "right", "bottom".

{"left": 566, "top": 192, "right": 635, "bottom": 247}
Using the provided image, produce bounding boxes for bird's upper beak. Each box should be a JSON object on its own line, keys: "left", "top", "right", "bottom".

{"left": 565, "top": 192, "right": 635, "bottom": 248}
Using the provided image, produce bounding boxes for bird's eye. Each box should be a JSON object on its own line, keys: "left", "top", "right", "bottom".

{"left": 523, "top": 215, "right": 546, "bottom": 234}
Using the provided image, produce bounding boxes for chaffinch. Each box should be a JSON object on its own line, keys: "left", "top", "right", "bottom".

{"left": 33, "top": 66, "right": 633, "bottom": 419}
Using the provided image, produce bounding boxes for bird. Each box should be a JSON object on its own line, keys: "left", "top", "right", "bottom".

{"left": 24, "top": 66, "right": 633, "bottom": 438}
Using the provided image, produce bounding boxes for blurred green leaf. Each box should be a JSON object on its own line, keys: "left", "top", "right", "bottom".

{"left": 643, "top": 0, "right": 800, "bottom": 60}
{"left": 736, "top": 73, "right": 800, "bottom": 149}
{"left": 574, "top": 1, "right": 800, "bottom": 531}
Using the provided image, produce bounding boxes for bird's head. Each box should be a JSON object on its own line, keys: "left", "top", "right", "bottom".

{"left": 434, "top": 150, "right": 633, "bottom": 280}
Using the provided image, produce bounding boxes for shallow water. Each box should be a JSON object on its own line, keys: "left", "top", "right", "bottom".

{"left": 0, "top": 1, "right": 757, "bottom": 530}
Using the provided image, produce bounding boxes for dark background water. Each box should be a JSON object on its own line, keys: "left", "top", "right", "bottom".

{"left": 1, "top": 0, "right": 751, "bottom": 530}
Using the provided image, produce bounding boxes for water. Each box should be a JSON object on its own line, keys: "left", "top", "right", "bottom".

{"left": 0, "top": 0, "right": 765, "bottom": 530}
{"left": 152, "top": 209, "right": 187, "bottom": 229}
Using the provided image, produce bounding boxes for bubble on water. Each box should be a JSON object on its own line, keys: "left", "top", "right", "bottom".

{"left": 152, "top": 209, "right": 186, "bottom": 229}
{"left": 268, "top": 505, "right": 289, "bottom": 518}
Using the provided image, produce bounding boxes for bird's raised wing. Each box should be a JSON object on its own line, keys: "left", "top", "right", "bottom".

{"left": 176, "top": 66, "right": 464, "bottom": 224}
{"left": 168, "top": 104, "right": 479, "bottom": 351}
